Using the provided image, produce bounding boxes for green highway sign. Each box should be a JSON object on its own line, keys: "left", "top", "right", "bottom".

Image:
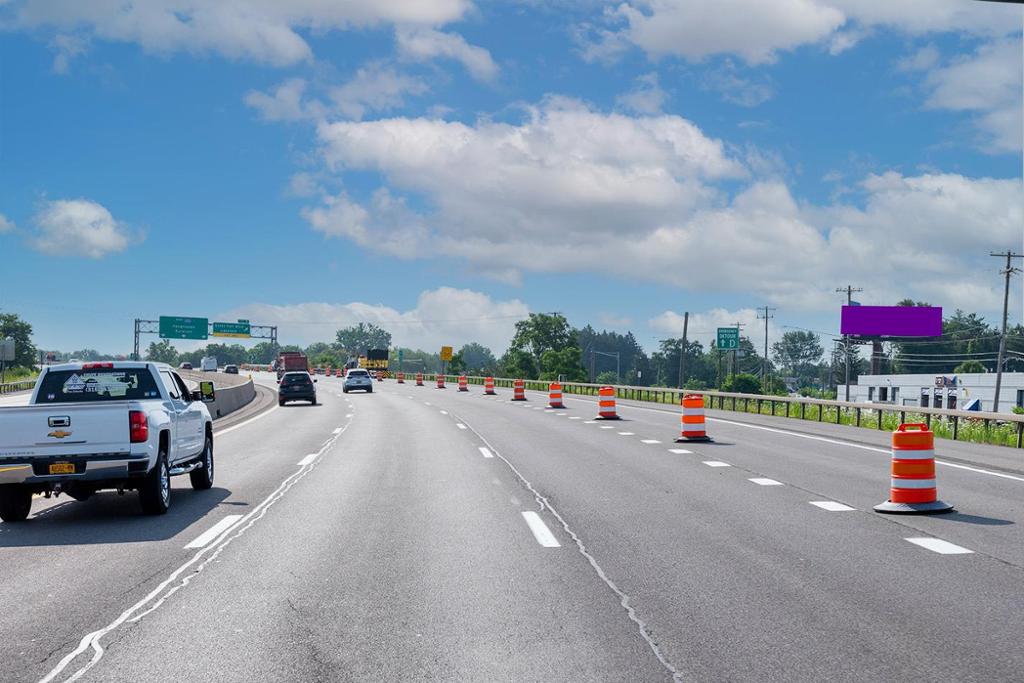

{"left": 212, "top": 321, "right": 251, "bottom": 338}
{"left": 717, "top": 327, "right": 740, "bottom": 350}
{"left": 159, "top": 316, "right": 208, "bottom": 340}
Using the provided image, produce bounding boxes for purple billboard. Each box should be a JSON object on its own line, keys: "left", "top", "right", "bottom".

{"left": 840, "top": 305, "right": 942, "bottom": 337}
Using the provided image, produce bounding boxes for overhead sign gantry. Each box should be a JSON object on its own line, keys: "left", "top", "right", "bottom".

{"left": 132, "top": 316, "right": 277, "bottom": 359}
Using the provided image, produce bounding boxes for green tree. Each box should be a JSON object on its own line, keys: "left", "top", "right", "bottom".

{"left": 722, "top": 373, "right": 761, "bottom": 394}
{"left": 771, "top": 331, "right": 824, "bottom": 387}
{"left": 508, "top": 313, "right": 574, "bottom": 365}
{"left": 247, "top": 342, "right": 280, "bottom": 364}
{"left": 457, "top": 342, "right": 498, "bottom": 374}
{"left": 595, "top": 370, "right": 619, "bottom": 385}
{"left": 954, "top": 359, "right": 986, "bottom": 374}
{"left": 761, "top": 375, "right": 789, "bottom": 395}
{"left": 0, "top": 312, "right": 38, "bottom": 368}
{"left": 335, "top": 323, "right": 392, "bottom": 355}
{"left": 145, "top": 339, "right": 179, "bottom": 364}
{"left": 500, "top": 348, "right": 538, "bottom": 379}
{"left": 539, "top": 346, "right": 588, "bottom": 381}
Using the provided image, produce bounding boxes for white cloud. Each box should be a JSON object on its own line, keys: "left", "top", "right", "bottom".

{"left": 49, "top": 33, "right": 88, "bottom": 74}
{"left": 328, "top": 62, "right": 429, "bottom": 120}
{"left": 31, "top": 198, "right": 137, "bottom": 258}
{"left": 222, "top": 287, "right": 530, "bottom": 353}
{"left": 701, "top": 60, "right": 774, "bottom": 107}
{"left": 585, "top": 0, "right": 1021, "bottom": 64}
{"left": 395, "top": 26, "right": 499, "bottom": 81}
{"left": 244, "top": 78, "right": 322, "bottom": 122}
{"left": 649, "top": 307, "right": 783, "bottom": 354}
{"left": 616, "top": 72, "right": 666, "bottom": 114}
{"left": 9, "top": 0, "right": 473, "bottom": 66}
{"left": 302, "top": 189, "right": 430, "bottom": 259}
{"left": 922, "top": 38, "right": 1023, "bottom": 154}
{"left": 0, "top": 213, "right": 14, "bottom": 233}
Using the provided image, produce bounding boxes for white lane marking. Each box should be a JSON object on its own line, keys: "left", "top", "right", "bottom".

{"left": 297, "top": 453, "right": 318, "bottom": 466}
{"left": 184, "top": 515, "right": 244, "bottom": 549}
{"left": 600, "top": 426, "right": 616, "bottom": 430}
{"left": 641, "top": 439, "right": 661, "bottom": 444}
{"left": 935, "top": 460, "right": 1024, "bottom": 483}
{"left": 424, "top": 402, "right": 431, "bottom": 406}
{"left": 214, "top": 403, "right": 278, "bottom": 437}
{"left": 668, "top": 448, "right": 692, "bottom": 454}
{"left": 40, "top": 420, "right": 352, "bottom": 683}
{"left": 456, "top": 423, "right": 467, "bottom": 430}
{"left": 569, "top": 416, "right": 582, "bottom": 420}
{"left": 905, "top": 537, "right": 974, "bottom": 555}
{"left": 440, "top": 410, "right": 449, "bottom": 415}
{"left": 332, "top": 427, "right": 343, "bottom": 434}
{"left": 617, "top": 431, "right": 636, "bottom": 436}
{"left": 809, "top": 501, "right": 856, "bottom": 512}
{"left": 703, "top": 461, "right": 731, "bottom": 467}
{"left": 345, "top": 413, "right": 353, "bottom": 418}
{"left": 583, "top": 420, "right": 598, "bottom": 424}
{"left": 521, "top": 511, "right": 561, "bottom": 548}
{"left": 478, "top": 446, "right": 494, "bottom": 458}
{"left": 749, "top": 478, "right": 783, "bottom": 486}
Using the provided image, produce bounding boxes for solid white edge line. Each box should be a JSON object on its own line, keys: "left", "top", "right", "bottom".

{"left": 213, "top": 403, "right": 279, "bottom": 437}
{"left": 297, "top": 453, "right": 318, "bottom": 466}
{"left": 332, "top": 427, "right": 343, "bottom": 434}
{"left": 905, "top": 537, "right": 974, "bottom": 554}
{"left": 478, "top": 446, "right": 493, "bottom": 458}
{"left": 184, "top": 515, "right": 244, "bottom": 549}
{"left": 521, "top": 511, "right": 561, "bottom": 547}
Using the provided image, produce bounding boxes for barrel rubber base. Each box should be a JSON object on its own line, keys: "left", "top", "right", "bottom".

{"left": 594, "top": 415, "right": 621, "bottom": 420}
{"left": 511, "top": 398, "right": 527, "bottom": 401}
{"left": 548, "top": 404, "right": 566, "bottom": 409}
{"left": 675, "top": 436, "right": 712, "bottom": 443}
{"left": 873, "top": 500, "right": 954, "bottom": 514}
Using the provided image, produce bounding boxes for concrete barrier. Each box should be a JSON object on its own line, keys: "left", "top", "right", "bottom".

{"left": 179, "top": 370, "right": 256, "bottom": 420}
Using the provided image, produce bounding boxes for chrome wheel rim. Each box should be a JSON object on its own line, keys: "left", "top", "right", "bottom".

{"left": 159, "top": 460, "right": 169, "bottom": 505}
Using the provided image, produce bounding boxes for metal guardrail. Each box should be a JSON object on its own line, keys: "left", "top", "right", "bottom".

{"left": 0, "top": 380, "right": 35, "bottom": 395}
{"left": 417, "top": 374, "right": 1024, "bottom": 448}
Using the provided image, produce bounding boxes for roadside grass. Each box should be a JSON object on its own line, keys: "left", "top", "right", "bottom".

{"left": 1, "top": 367, "right": 38, "bottom": 384}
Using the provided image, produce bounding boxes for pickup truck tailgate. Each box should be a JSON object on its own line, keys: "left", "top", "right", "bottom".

{"left": 0, "top": 403, "right": 133, "bottom": 459}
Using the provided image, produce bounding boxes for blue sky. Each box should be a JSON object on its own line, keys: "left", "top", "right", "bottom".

{"left": 0, "top": 0, "right": 1021, "bottom": 357}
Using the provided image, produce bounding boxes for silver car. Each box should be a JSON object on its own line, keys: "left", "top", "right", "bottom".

{"left": 343, "top": 368, "right": 373, "bottom": 393}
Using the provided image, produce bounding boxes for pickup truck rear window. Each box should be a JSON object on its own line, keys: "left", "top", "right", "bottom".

{"left": 35, "top": 369, "right": 162, "bottom": 403}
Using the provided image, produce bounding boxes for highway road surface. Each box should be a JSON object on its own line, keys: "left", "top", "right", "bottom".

{"left": 2, "top": 373, "right": 1023, "bottom": 682}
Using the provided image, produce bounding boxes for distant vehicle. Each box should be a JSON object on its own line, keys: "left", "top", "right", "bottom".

{"left": 178, "top": 362, "right": 193, "bottom": 370}
{"left": 278, "top": 371, "right": 316, "bottom": 406}
{"left": 223, "top": 364, "right": 238, "bottom": 375}
{"left": 200, "top": 356, "right": 218, "bottom": 372}
{"left": 0, "top": 361, "right": 216, "bottom": 521}
{"left": 275, "top": 351, "right": 308, "bottom": 380}
{"left": 343, "top": 368, "right": 373, "bottom": 393}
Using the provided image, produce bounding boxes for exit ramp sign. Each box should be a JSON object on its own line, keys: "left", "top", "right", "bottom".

{"left": 717, "top": 327, "right": 739, "bottom": 350}
{"left": 212, "top": 321, "right": 251, "bottom": 338}
{"left": 159, "top": 316, "right": 208, "bottom": 340}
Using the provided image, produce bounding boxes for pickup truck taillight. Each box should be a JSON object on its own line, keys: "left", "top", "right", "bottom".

{"left": 129, "top": 410, "right": 149, "bottom": 443}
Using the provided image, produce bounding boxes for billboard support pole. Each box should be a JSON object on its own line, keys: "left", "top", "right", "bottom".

{"left": 836, "top": 286, "right": 863, "bottom": 401}
{"left": 991, "top": 251, "right": 1023, "bottom": 412}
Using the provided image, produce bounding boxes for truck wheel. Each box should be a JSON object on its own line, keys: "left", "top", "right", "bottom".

{"left": 190, "top": 433, "right": 214, "bottom": 490}
{"left": 139, "top": 450, "right": 171, "bottom": 515}
{"left": 278, "top": 398, "right": 286, "bottom": 406}
{"left": 0, "top": 485, "right": 32, "bottom": 522}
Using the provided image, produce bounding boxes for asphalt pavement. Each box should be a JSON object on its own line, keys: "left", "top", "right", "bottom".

{"left": 2, "top": 374, "right": 1021, "bottom": 682}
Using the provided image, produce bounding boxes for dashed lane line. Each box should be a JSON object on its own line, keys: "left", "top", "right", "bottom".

{"left": 617, "top": 432, "right": 636, "bottom": 436}
{"left": 809, "top": 501, "right": 856, "bottom": 512}
{"left": 905, "top": 537, "right": 974, "bottom": 555}
{"left": 749, "top": 478, "right": 784, "bottom": 486}
{"left": 456, "top": 423, "right": 467, "bottom": 430}
{"left": 703, "top": 461, "right": 731, "bottom": 467}
{"left": 667, "top": 448, "right": 692, "bottom": 454}
{"left": 521, "top": 511, "right": 561, "bottom": 548}
{"left": 478, "top": 446, "right": 494, "bottom": 458}
{"left": 184, "top": 515, "right": 244, "bottom": 549}
{"left": 641, "top": 439, "right": 661, "bottom": 444}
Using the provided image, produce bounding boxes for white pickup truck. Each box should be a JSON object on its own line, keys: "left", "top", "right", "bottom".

{"left": 0, "top": 362, "right": 216, "bottom": 522}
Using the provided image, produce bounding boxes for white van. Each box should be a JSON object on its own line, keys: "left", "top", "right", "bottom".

{"left": 200, "top": 356, "right": 218, "bottom": 372}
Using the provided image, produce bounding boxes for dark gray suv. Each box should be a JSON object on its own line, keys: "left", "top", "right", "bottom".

{"left": 278, "top": 371, "right": 317, "bottom": 406}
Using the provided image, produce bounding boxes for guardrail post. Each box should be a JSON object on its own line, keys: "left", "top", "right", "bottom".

{"left": 818, "top": 404, "right": 823, "bottom": 421}
{"left": 800, "top": 402, "right": 806, "bottom": 420}
{"left": 925, "top": 413, "right": 931, "bottom": 428}
{"left": 877, "top": 410, "right": 883, "bottom": 430}
{"left": 953, "top": 415, "right": 959, "bottom": 441}
{"left": 900, "top": 411, "right": 906, "bottom": 424}
{"left": 1017, "top": 422, "right": 1023, "bottom": 449}
{"left": 856, "top": 407, "right": 861, "bottom": 426}
{"left": 836, "top": 405, "right": 841, "bottom": 424}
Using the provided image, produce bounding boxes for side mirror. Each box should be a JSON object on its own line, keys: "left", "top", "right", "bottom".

{"left": 199, "top": 381, "right": 216, "bottom": 403}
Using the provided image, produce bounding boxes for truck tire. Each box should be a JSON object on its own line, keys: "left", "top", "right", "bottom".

{"left": 190, "top": 433, "right": 214, "bottom": 490}
{"left": 0, "top": 485, "right": 32, "bottom": 522}
{"left": 139, "top": 450, "right": 171, "bottom": 515}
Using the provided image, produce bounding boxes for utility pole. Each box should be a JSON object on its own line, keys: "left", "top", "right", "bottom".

{"left": 835, "top": 286, "right": 863, "bottom": 401}
{"left": 677, "top": 312, "right": 689, "bottom": 389}
{"left": 990, "top": 251, "right": 1023, "bottom": 412}
{"left": 757, "top": 306, "right": 775, "bottom": 389}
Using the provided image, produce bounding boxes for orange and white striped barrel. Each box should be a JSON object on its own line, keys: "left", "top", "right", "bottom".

{"left": 596, "top": 386, "right": 619, "bottom": 419}
{"left": 458, "top": 375, "right": 468, "bottom": 392}
{"left": 875, "top": 424, "right": 953, "bottom": 514}
{"left": 415, "top": 372, "right": 424, "bottom": 386}
{"left": 436, "top": 375, "right": 446, "bottom": 389}
{"left": 548, "top": 382, "right": 564, "bottom": 408}
{"left": 677, "top": 394, "right": 711, "bottom": 442}
{"left": 484, "top": 377, "right": 496, "bottom": 395}
{"left": 396, "top": 372, "right": 405, "bottom": 384}
{"left": 512, "top": 378, "right": 526, "bottom": 401}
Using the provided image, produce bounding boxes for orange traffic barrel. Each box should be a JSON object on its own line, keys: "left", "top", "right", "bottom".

{"left": 458, "top": 375, "right": 468, "bottom": 392}
{"left": 416, "top": 372, "right": 424, "bottom": 386}
{"left": 677, "top": 394, "right": 711, "bottom": 442}
{"left": 596, "top": 386, "right": 619, "bottom": 419}
{"left": 396, "top": 372, "right": 404, "bottom": 384}
{"left": 875, "top": 424, "right": 953, "bottom": 514}
{"left": 512, "top": 378, "right": 526, "bottom": 401}
{"left": 548, "top": 382, "right": 564, "bottom": 408}
{"left": 436, "top": 375, "right": 446, "bottom": 389}
{"left": 484, "top": 377, "right": 496, "bottom": 395}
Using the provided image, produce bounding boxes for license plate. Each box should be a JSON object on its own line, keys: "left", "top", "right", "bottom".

{"left": 49, "top": 463, "right": 75, "bottom": 475}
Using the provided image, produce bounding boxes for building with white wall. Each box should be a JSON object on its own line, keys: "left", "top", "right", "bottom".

{"left": 838, "top": 373, "right": 1024, "bottom": 414}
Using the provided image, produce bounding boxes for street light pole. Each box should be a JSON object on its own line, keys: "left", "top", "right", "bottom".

{"left": 990, "top": 251, "right": 1023, "bottom": 412}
